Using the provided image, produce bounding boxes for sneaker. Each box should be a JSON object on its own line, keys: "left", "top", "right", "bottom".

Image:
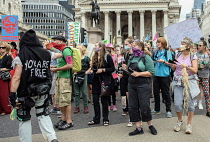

{"left": 108, "top": 106, "right": 111, "bottom": 111}
{"left": 54, "top": 120, "right": 66, "bottom": 128}
{"left": 51, "top": 139, "right": 58, "bottom": 142}
{"left": 166, "top": 112, "right": 172, "bottom": 118}
{"left": 149, "top": 125, "right": 157, "bottom": 135}
{"left": 151, "top": 109, "right": 161, "bottom": 114}
{"left": 127, "top": 122, "right": 134, "bottom": 127}
{"left": 83, "top": 106, "right": 88, "bottom": 114}
{"left": 57, "top": 114, "right": 62, "bottom": 118}
{"left": 58, "top": 122, "right": 74, "bottom": 130}
{"left": 198, "top": 101, "right": 203, "bottom": 110}
{"left": 122, "top": 112, "right": 128, "bottom": 116}
{"left": 74, "top": 107, "right": 80, "bottom": 114}
{"left": 129, "top": 128, "right": 144, "bottom": 136}
{"left": 112, "top": 105, "right": 117, "bottom": 112}
{"left": 174, "top": 121, "right": 183, "bottom": 132}
{"left": 185, "top": 124, "right": 192, "bottom": 134}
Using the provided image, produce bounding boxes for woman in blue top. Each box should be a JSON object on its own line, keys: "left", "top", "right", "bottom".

{"left": 122, "top": 40, "right": 157, "bottom": 136}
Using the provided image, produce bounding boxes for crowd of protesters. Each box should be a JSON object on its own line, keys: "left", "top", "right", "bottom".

{"left": 0, "top": 29, "right": 210, "bottom": 142}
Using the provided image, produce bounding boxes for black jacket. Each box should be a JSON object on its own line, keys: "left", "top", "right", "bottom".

{"left": 92, "top": 54, "right": 115, "bottom": 94}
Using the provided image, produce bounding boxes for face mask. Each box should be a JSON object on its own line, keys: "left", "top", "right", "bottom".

{"left": 124, "top": 46, "right": 130, "bottom": 51}
{"left": 132, "top": 47, "right": 143, "bottom": 57}
{"left": 93, "top": 47, "right": 99, "bottom": 52}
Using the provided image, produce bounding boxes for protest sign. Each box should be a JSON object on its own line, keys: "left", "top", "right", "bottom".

{"left": 85, "top": 43, "right": 95, "bottom": 58}
{"left": 164, "top": 18, "right": 203, "bottom": 49}
{"left": 1, "top": 15, "right": 18, "bottom": 41}
{"left": 67, "top": 22, "right": 80, "bottom": 44}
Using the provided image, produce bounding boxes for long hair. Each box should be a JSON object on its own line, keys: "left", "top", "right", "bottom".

{"left": 92, "top": 42, "right": 106, "bottom": 68}
{"left": 182, "top": 68, "right": 189, "bottom": 112}
{"left": 134, "top": 41, "right": 152, "bottom": 56}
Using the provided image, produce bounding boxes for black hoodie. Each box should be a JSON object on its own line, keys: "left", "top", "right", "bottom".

{"left": 17, "top": 29, "right": 51, "bottom": 97}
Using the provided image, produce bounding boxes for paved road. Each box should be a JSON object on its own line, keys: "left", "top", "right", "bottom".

{"left": 0, "top": 94, "right": 207, "bottom": 139}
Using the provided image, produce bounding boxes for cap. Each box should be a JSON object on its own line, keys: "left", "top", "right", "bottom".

{"left": 106, "top": 43, "right": 114, "bottom": 48}
{"left": 52, "top": 35, "right": 67, "bottom": 42}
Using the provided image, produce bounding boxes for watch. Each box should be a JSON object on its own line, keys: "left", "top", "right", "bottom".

{"left": 103, "top": 68, "right": 105, "bottom": 72}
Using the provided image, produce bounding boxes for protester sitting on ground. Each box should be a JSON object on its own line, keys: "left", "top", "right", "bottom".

{"left": 74, "top": 45, "right": 90, "bottom": 114}
{"left": 122, "top": 40, "right": 157, "bottom": 136}
{"left": 170, "top": 37, "right": 200, "bottom": 134}
{"left": 0, "top": 42, "right": 12, "bottom": 116}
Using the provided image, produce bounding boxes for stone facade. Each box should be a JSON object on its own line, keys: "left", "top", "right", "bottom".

{"left": 200, "top": 1, "right": 210, "bottom": 46}
{"left": 73, "top": 0, "right": 181, "bottom": 45}
{"left": 0, "top": 0, "right": 47, "bottom": 41}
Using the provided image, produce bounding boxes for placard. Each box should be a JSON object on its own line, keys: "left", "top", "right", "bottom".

{"left": 67, "top": 22, "right": 80, "bottom": 44}
{"left": 164, "top": 19, "right": 203, "bottom": 49}
{"left": 1, "top": 15, "right": 18, "bottom": 41}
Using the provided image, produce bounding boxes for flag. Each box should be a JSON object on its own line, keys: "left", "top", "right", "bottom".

{"left": 102, "top": 40, "right": 108, "bottom": 44}
{"left": 153, "top": 32, "right": 159, "bottom": 41}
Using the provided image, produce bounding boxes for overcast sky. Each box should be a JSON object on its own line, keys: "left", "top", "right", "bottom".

{"left": 179, "top": 0, "right": 210, "bottom": 21}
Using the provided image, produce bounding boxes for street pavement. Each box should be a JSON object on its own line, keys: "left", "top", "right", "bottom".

{"left": 0, "top": 94, "right": 209, "bottom": 142}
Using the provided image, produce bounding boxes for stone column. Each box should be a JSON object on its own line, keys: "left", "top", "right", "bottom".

{"left": 163, "top": 10, "right": 169, "bottom": 28}
{"left": 104, "top": 11, "right": 110, "bottom": 43}
{"left": 127, "top": 11, "right": 133, "bottom": 37}
{"left": 139, "top": 10, "right": 145, "bottom": 41}
{"left": 81, "top": 12, "right": 86, "bottom": 29}
{"left": 152, "top": 10, "right": 157, "bottom": 44}
{"left": 116, "top": 11, "right": 122, "bottom": 45}
{"left": 116, "top": 11, "right": 121, "bottom": 36}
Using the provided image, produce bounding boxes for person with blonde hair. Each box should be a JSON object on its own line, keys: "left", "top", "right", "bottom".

{"left": 74, "top": 45, "right": 90, "bottom": 114}
{"left": 0, "top": 42, "right": 12, "bottom": 115}
{"left": 170, "top": 37, "right": 200, "bottom": 134}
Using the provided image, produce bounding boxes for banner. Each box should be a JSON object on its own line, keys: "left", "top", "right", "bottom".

{"left": 1, "top": 15, "right": 19, "bottom": 41}
{"left": 164, "top": 18, "right": 203, "bottom": 49}
{"left": 67, "top": 22, "right": 80, "bottom": 44}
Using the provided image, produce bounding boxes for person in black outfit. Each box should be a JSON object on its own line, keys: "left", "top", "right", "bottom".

{"left": 87, "top": 42, "right": 115, "bottom": 126}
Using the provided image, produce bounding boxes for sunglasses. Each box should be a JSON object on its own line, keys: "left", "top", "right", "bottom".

{"left": 0, "top": 47, "right": 6, "bottom": 49}
{"left": 198, "top": 45, "right": 203, "bottom": 47}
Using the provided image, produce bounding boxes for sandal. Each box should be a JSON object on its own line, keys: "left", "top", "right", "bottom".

{"left": 103, "top": 121, "right": 109, "bottom": 126}
{"left": 88, "top": 120, "right": 100, "bottom": 125}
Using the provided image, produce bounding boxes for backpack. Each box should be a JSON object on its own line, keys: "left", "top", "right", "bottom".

{"left": 128, "top": 54, "right": 146, "bottom": 67}
{"left": 62, "top": 47, "right": 82, "bottom": 73}
{"left": 152, "top": 49, "right": 173, "bottom": 61}
{"left": 176, "top": 51, "right": 194, "bottom": 62}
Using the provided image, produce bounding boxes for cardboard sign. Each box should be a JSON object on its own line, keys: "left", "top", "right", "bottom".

{"left": 67, "top": 22, "right": 80, "bottom": 44}
{"left": 1, "top": 15, "right": 19, "bottom": 41}
{"left": 164, "top": 19, "right": 203, "bottom": 49}
{"left": 85, "top": 43, "right": 95, "bottom": 58}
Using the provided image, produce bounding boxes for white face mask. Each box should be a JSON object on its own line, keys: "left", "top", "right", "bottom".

{"left": 180, "top": 45, "right": 186, "bottom": 51}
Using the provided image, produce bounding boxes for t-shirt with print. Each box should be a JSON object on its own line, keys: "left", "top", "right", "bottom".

{"left": 174, "top": 54, "right": 197, "bottom": 76}
{"left": 196, "top": 52, "right": 210, "bottom": 78}
{"left": 57, "top": 48, "right": 73, "bottom": 78}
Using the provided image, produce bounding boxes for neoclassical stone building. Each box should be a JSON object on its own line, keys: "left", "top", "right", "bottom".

{"left": 74, "top": 0, "right": 181, "bottom": 44}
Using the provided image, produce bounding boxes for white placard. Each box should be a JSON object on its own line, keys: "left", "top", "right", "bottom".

{"left": 85, "top": 43, "right": 95, "bottom": 59}
{"left": 164, "top": 18, "right": 203, "bottom": 49}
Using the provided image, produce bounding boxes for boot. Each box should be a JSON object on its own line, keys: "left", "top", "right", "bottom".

{"left": 83, "top": 106, "right": 88, "bottom": 114}
{"left": 74, "top": 107, "right": 80, "bottom": 114}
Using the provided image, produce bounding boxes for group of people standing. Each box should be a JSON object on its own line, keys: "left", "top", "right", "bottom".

{"left": 0, "top": 28, "right": 209, "bottom": 142}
